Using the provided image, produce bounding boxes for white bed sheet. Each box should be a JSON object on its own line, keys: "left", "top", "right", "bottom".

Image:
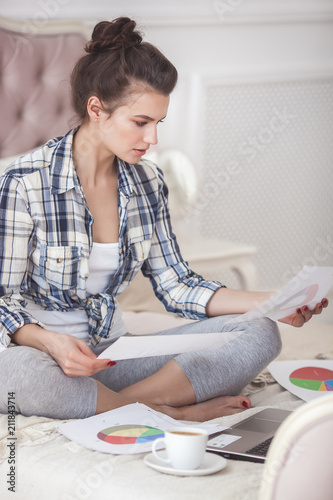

{"left": 0, "top": 316, "right": 332, "bottom": 500}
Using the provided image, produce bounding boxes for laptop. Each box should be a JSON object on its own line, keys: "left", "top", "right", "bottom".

{"left": 206, "top": 408, "right": 292, "bottom": 463}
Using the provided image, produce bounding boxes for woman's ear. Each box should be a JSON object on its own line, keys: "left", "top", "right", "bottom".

{"left": 87, "top": 96, "right": 103, "bottom": 122}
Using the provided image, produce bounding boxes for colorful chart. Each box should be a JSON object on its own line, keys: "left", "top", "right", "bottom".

{"left": 97, "top": 424, "right": 164, "bottom": 445}
{"left": 267, "top": 283, "right": 319, "bottom": 316}
{"left": 289, "top": 367, "right": 333, "bottom": 392}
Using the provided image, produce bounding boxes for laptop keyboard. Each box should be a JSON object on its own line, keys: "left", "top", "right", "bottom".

{"left": 246, "top": 436, "right": 274, "bottom": 456}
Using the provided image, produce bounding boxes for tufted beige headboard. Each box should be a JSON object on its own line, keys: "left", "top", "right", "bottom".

{"left": 0, "top": 16, "right": 90, "bottom": 159}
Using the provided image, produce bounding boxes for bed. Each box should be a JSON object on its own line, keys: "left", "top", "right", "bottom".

{"left": 0, "top": 15, "right": 332, "bottom": 500}
{"left": 0, "top": 318, "right": 332, "bottom": 500}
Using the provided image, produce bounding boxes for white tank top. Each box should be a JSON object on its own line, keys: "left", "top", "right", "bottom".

{"left": 24, "top": 242, "right": 127, "bottom": 342}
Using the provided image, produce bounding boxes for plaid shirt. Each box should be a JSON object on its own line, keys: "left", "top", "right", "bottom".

{"left": 0, "top": 128, "right": 223, "bottom": 347}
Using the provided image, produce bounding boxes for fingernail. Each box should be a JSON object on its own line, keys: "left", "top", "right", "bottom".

{"left": 318, "top": 303, "right": 323, "bottom": 309}
{"left": 303, "top": 306, "right": 308, "bottom": 312}
{"left": 242, "top": 401, "right": 250, "bottom": 408}
{"left": 107, "top": 361, "right": 116, "bottom": 367}
{"left": 296, "top": 308, "right": 301, "bottom": 314}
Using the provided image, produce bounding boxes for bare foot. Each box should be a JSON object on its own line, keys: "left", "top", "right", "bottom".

{"left": 154, "top": 394, "right": 251, "bottom": 422}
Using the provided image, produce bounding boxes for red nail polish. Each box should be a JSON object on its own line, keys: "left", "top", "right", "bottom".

{"left": 242, "top": 401, "right": 249, "bottom": 408}
{"left": 107, "top": 361, "right": 116, "bottom": 367}
{"left": 296, "top": 308, "right": 301, "bottom": 314}
{"left": 303, "top": 306, "right": 308, "bottom": 312}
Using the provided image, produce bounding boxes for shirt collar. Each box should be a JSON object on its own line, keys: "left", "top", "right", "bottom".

{"left": 49, "top": 127, "right": 79, "bottom": 195}
{"left": 49, "top": 127, "right": 138, "bottom": 197}
{"left": 116, "top": 158, "right": 138, "bottom": 197}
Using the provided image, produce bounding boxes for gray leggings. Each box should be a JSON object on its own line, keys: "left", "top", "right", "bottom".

{"left": 0, "top": 315, "right": 281, "bottom": 419}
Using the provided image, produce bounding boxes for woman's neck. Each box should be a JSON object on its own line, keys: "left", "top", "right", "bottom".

{"left": 72, "top": 123, "right": 116, "bottom": 186}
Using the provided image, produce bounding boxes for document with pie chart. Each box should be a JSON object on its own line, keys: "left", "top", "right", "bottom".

{"left": 58, "top": 403, "right": 226, "bottom": 454}
{"left": 228, "top": 265, "right": 333, "bottom": 324}
{"left": 268, "top": 360, "right": 333, "bottom": 402}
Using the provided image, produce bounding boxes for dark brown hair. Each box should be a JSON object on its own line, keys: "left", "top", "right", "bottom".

{"left": 70, "top": 17, "right": 178, "bottom": 121}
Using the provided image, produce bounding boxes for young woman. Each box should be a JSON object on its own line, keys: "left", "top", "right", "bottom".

{"left": 0, "top": 18, "right": 327, "bottom": 421}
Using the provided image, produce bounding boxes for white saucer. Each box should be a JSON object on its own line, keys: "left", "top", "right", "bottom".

{"left": 143, "top": 451, "right": 227, "bottom": 477}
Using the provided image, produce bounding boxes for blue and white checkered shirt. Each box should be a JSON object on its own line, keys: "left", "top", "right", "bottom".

{"left": 0, "top": 128, "right": 223, "bottom": 347}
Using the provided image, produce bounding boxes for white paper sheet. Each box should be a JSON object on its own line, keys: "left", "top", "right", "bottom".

{"left": 58, "top": 403, "right": 227, "bottom": 454}
{"left": 97, "top": 331, "right": 241, "bottom": 361}
{"left": 227, "top": 265, "right": 333, "bottom": 324}
{"left": 268, "top": 360, "right": 333, "bottom": 402}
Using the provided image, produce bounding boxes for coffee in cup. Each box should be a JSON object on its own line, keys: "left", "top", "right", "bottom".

{"left": 152, "top": 427, "right": 208, "bottom": 470}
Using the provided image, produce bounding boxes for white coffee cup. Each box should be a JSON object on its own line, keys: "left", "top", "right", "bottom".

{"left": 152, "top": 427, "right": 208, "bottom": 470}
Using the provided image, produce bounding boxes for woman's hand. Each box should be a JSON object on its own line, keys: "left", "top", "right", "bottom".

{"left": 12, "top": 324, "right": 115, "bottom": 377}
{"left": 278, "top": 298, "right": 329, "bottom": 327}
{"left": 43, "top": 331, "right": 114, "bottom": 377}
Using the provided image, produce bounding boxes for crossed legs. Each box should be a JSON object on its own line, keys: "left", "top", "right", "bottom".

{"left": 94, "top": 315, "right": 282, "bottom": 421}
{"left": 0, "top": 316, "right": 282, "bottom": 421}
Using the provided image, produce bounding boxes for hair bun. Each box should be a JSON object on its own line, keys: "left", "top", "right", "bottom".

{"left": 85, "top": 17, "right": 142, "bottom": 54}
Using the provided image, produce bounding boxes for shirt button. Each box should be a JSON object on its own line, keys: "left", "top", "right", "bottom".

{"left": 57, "top": 258, "right": 63, "bottom": 263}
{"left": 87, "top": 299, "right": 93, "bottom": 306}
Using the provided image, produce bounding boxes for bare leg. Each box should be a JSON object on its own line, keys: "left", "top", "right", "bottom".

{"left": 119, "top": 359, "right": 197, "bottom": 406}
{"left": 96, "top": 360, "right": 250, "bottom": 421}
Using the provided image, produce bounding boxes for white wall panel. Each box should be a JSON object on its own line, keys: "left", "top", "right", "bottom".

{"left": 2, "top": 0, "right": 333, "bottom": 25}
{"left": 197, "top": 75, "right": 333, "bottom": 289}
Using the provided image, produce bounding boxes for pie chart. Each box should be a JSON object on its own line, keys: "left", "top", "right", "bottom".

{"left": 289, "top": 367, "right": 333, "bottom": 392}
{"left": 97, "top": 424, "right": 164, "bottom": 445}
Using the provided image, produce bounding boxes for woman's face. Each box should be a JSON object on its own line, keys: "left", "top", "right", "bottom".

{"left": 97, "top": 90, "right": 169, "bottom": 164}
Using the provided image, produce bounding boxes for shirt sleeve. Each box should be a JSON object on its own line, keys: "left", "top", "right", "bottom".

{"left": 140, "top": 167, "right": 225, "bottom": 320}
{"left": 0, "top": 174, "right": 43, "bottom": 347}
